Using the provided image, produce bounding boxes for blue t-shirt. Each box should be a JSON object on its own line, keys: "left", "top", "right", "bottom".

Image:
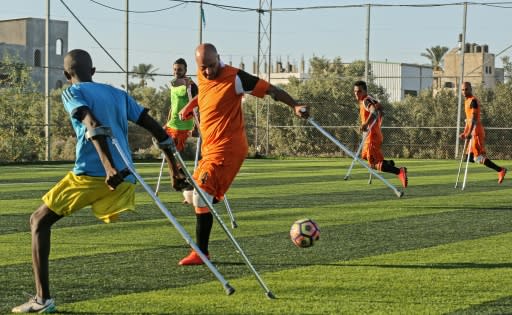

{"left": 61, "top": 82, "right": 145, "bottom": 182}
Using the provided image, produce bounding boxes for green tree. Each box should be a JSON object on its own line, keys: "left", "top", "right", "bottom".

{"left": 0, "top": 54, "right": 45, "bottom": 161}
{"left": 421, "top": 45, "right": 449, "bottom": 71}
{"left": 130, "top": 63, "right": 158, "bottom": 87}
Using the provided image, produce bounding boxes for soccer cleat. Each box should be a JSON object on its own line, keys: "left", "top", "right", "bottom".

{"left": 12, "top": 296, "right": 56, "bottom": 313}
{"left": 498, "top": 168, "right": 507, "bottom": 184}
{"left": 398, "top": 167, "right": 408, "bottom": 188}
{"left": 179, "top": 250, "right": 209, "bottom": 266}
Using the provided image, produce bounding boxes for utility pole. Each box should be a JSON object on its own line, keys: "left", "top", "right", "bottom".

{"left": 45, "top": 0, "right": 51, "bottom": 160}
{"left": 455, "top": 2, "right": 467, "bottom": 158}
{"left": 256, "top": 0, "right": 272, "bottom": 155}
{"left": 199, "top": 0, "right": 203, "bottom": 44}
{"left": 125, "top": 0, "right": 129, "bottom": 92}
{"left": 364, "top": 4, "right": 371, "bottom": 83}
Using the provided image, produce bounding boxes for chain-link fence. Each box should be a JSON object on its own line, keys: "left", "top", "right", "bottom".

{"left": 244, "top": 77, "right": 512, "bottom": 160}
{"left": 2, "top": 2, "right": 512, "bottom": 162}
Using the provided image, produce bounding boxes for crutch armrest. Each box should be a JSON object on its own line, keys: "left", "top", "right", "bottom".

{"left": 153, "top": 137, "right": 177, "bottom": 152}
{"left": 85, "top": 126, "right": 112, "bottom": 140}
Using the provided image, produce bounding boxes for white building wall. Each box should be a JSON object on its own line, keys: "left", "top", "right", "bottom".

{"left": 371, "top": 62, "right": 433, "bottom": 102}
{"left": 371, "top": 62, "right": 402, "bottom": 102}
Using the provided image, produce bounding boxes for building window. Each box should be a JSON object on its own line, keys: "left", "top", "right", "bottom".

{"left": 34, "top": 49, "right": 41, "bottom": 67}
{"left": 444, "top": 82, "right": 453, "bottom": 88}
{"left": 404, "top": 90, "right": 418, "bottom": 97}
{"left": 56, "top": 39, "right": 63, "bottom": 56}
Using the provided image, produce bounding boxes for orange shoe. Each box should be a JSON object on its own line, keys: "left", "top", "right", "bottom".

{"left": 178, "top": 251, "right": 209, "bottom": 266}
{"left": 398, "top": 167, "right": 408, "bottom": 188}
{"left": 498, "top": 168, "right": 507, "bottom": 184}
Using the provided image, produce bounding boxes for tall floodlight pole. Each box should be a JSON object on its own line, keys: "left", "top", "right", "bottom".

{"left": 455, "top": 2, "right": 467, "bottom": 158}
{"left": 45, "top": 0, "right": 51, "bottom": 160}
{"left": 199, "top": 0, "right": 203, "bottom": 44}
{"left": 125, "top": 0, "right": 129, "bottom": 92}
{"left": 364, "top": 4, "right": 371, "bottom": 82}
{"left": 256, "top": 0, "right": 272, "bottom": 155}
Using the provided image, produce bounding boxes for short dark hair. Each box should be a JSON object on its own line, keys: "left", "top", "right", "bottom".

{"left": 174, "top": 58, "right": 187, "bottom": 68}
{"left": 354, "top": 80, "right": 367, "bottom": 91}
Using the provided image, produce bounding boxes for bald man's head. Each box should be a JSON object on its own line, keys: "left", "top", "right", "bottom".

{"left": 195, "top": 43, "right": 220, "bottom": 80}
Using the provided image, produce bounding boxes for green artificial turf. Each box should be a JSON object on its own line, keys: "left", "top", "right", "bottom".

{"left": 1, "top": 158, "right": 511, "bottom": 314}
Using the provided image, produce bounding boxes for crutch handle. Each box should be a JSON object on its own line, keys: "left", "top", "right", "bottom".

{"left": 120, "top": 168, "right": 131, "bottom": 178}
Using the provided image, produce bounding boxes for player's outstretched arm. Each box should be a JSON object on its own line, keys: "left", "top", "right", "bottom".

{"left": 179, "top": 96, "right": 198, "bottom": 121}
{"left": 136, "top": 111, "right": 189, "bottom": 191}
{"left": 266, "top": 85, "right": 309, "bottom": 118}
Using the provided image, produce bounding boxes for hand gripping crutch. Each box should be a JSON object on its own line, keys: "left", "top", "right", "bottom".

{"left": 461, "top": 137, "right": 473, "bottom": 190}
{"left": 454, "top": 138, "right": 469, "bottom": 189}
{"left": 344, "top": 120, "right": 376, "bottom": 181}
{"left": 110, "top": 137, "right": 235, "bottom": 296}
{"left": 306, "top": 117, "right": 404, "bottom": 198}
{"left": 193, "top": 112, "right": 238, "bottom": 228}
{"left": 173, "top": 149, "right": 275, "bottom": 299}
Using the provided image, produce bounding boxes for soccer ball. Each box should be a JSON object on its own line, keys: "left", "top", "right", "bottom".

{"left": 290, "top": 218, "right": 320, "bottom": 248}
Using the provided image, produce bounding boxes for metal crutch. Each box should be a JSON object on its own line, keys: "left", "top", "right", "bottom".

{"left": 154, "top": 155, "right": 166, "bottom": 196}
{"left": 461, "top": 138, "right": 473, "bottom": 190}
{"left": 306, "top": 116, "right": 404, "bottom": 198}
{"left": 454, "top": 138, "right": 469, "bottom": 188}
{"left": 172, "top": 149, "right": 275, "bottom": 298}
{"left": 110, "top": 137, "right": 235, "bottom": 296}
{"left": 344, "top": 120, "right": 376, "bottom": 181}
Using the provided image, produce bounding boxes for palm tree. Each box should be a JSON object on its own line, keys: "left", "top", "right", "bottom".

{"left": 421, "top": 46, "right": 449, "bottom": 71}
{"left": 130, "top": 63, "right": 158, "bottom": 87}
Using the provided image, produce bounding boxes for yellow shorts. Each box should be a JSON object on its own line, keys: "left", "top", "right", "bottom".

{"left": 42, "top": 172, "right": 136, "bottom": 223}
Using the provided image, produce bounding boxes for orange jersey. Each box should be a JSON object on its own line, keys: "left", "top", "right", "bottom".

{"left": 464, "top": 95, "right": 486, "bottom": 157}
{"left": 195, "top": 64, "right": 270, "bottom": 198}
{"left": 196, "top": 64, "right": 269, "bottom": 156}
{"left": 463, "top": 95, "right": 485, "bottom": 137}
{"left": 358, "top": 95, "right": 384, "bottom": 165}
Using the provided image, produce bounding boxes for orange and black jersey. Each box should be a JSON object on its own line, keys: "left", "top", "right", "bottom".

{"left": 197, "top": 64, "right": 269, "bottom": 155}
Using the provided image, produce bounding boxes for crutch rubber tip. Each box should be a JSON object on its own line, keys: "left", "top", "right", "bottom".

{"left": 398, "top": 191, "right": 404, "bottom": 198}
{"left": 224, "top": 284, "right": 235, "bottom": 296}
{"left": 231, "top": 222, "right": 238, "bottom": 229}
{"left": 343, "top": 176, "right": 349, "bottom": 180}
{"left": 266, "top": 291, "right": 276, "bottom": 299}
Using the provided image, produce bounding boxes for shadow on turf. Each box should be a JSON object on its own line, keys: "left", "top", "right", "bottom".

{"left": 324, "top": 262, "right": 512, "bottom": 269}
{"left": 54, "top": 312, "right": 174, "bottom": 314}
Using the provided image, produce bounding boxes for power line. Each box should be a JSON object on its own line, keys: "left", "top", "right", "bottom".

{"left": 89, "top": 0, "right": 186, "bottom": 13}
{"left": 85, "top": 1, "right": 512, "bottom": 14}
{"left": 59, "top": 0, "right": 125, "bottom": 72}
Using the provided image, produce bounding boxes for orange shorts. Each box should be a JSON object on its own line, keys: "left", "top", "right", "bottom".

{"left": 164, "top": 127, "right": 191, "bottom": 152}
{"left": 467, "top": 133, "right": 486, "bottom": 159}
{"left": 362, "top": 136, "right": 384, "bottom": 167}
{"left": 193, "top": 152, "right": 246, "bottom": 201}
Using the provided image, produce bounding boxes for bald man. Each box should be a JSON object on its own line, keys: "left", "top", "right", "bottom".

{"left": 178, "top": 43, "right": 309, "bottom": 265}
{"left": 460, "top": 81, "right": 507, "bottom": 183}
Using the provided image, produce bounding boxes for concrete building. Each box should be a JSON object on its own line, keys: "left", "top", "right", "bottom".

{"left": 0, "top": 17, "right": 68, "bottom": 92}
{"left": 370, "top": 61, "right": 433, "bottom": 103}
{"left": 252, "top": 57, "right": 311, "bottom": 85}
{"left": 433, "top": 43, "right": 504, "bottom": 93}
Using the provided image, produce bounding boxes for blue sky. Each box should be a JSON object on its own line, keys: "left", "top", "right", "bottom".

{"left": 2, "top": 0, "right": 511, "bottom": 88}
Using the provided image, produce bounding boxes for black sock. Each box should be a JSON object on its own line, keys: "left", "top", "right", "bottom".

{"left": 484, "top": 158, "right": 501, "bottom": 172}
{"left": 381, "top": 160, "right": 400, "bottom": 175}
{"left": 196, "top": 212, "right": 213, "bottom": 254}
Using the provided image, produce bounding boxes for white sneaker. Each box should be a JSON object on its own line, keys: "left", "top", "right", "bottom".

{"left": 12, "top": 296, "right": 56, "bottom": 313}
